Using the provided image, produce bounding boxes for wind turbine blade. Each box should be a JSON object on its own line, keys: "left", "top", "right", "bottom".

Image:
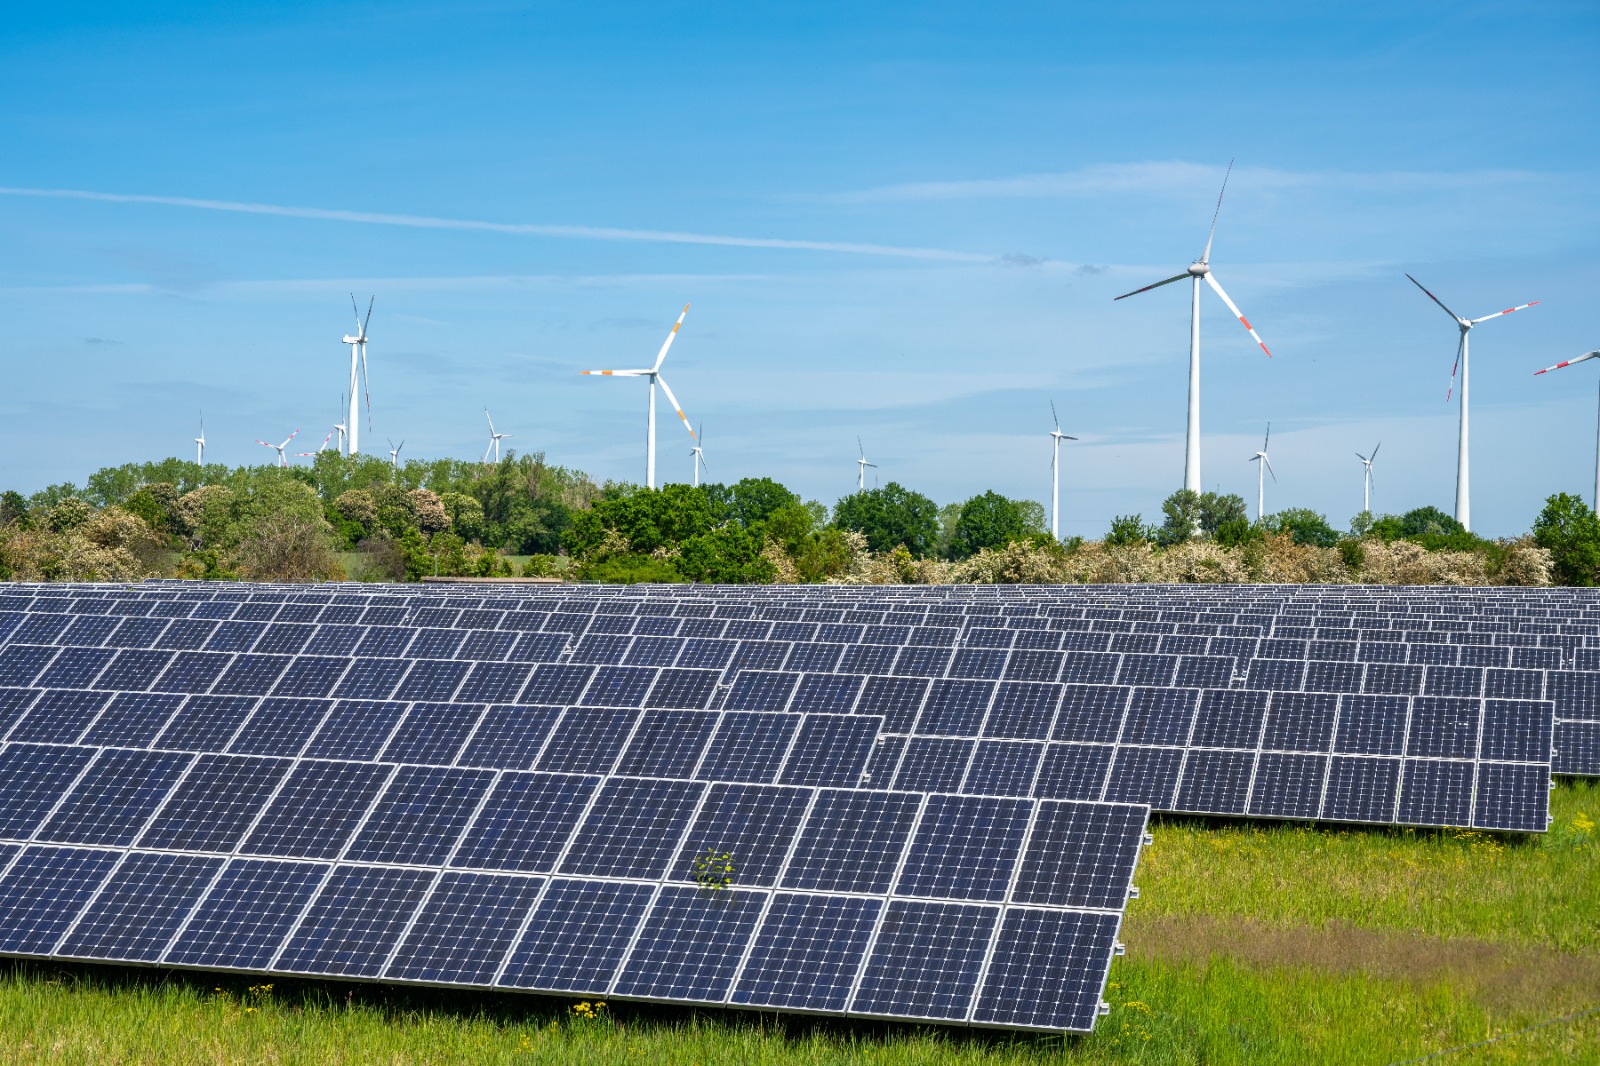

{"left": 1264, "top": 455, "right": 1276, "bottom": 481}
{"left": 652, "top": 303, "right": 690, "bottom": 372}
{"left": 1201, "top": 157, "right": 1234, "bottom": 264}
{"left": 655, "top": 375, "right": 697, "bottom": 438}
{"left": 1405, "top": 274, "right": 1462, "bottom": 322}
{"left": 360, "top": 346, "right": 372, "bottom": 430}
{"left": 1371, "top": 442, "right": 1380, "bottom": 461}
{"left": 255, "top": 439, "right": 274, "bottom": 448}
{"left": 1533, "top": 350, "right": 1600, "bottom": 375}
{"left": 1204, "top": 273, "right": 1271, "bottom": 356}
{"left": 350, "top": 293, "right": 361, "bottom": 331}
{"left": 1062, "top": 435, "right": 1078, "bottom": 441}
{"left": 1447, "top": 333, "right": 1463, "bottom": 401}
{"left": 858, "top": 436, "right": 865, "bottom": 459}
{"left": 1263, "top": 422, "right": 1270, "bottom": 451}
{"left": 1469, "top": 300, "right": 1539, "bottom": 325}
{"left": 1113, "top": 273, "right": 1188, "bottom": 301}
{"left": 363, "top": 296, "right": 374, "bottom": 335}
{"left": 865, "top": 461, "right": 878, "bottom": 468}
{"left": 485, "top": 408, "right": 495, "bottom": 432}
{"left": 580, "top": 369, "right": 649, "bottom": 377}
{"left": 1050, "top": 400, "right": 1060, "bottom": 431}
{"left": 1356, "top": 452, "right": 1368, "bottom": 463}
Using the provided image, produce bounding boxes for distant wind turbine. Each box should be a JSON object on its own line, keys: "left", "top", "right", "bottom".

{"left": 483, "top": 408, "right": 511, "bottom": 464}
{"left": 1405, "top": 274, "right": 1538, "bottom": 532}
{"left": 857, "top": 437, "right": 878, "bottom": 490}
{"left": 388, "top": 438, "right": 404, "bottom": 472}
{"left": 341, "top": 295, "right": 374, "bottom": 455}
{"left": 580, "top": 303, "right": 697, "bottom": 488}
{"left": 690, "top": 423, "right": 707, "bottom": 487}
{"left": 301, "top": 400, "right": 344, "bottom": 458}
{"left": 1248, "top": 423, "right": 1275, "bottom": 522}
{"left": 1356, "top": 443, "right": 1380, "bottom": 513}
{"left": 1049, "top": 401, "right": 1078, "bottom": 541}
{"left": 193, "top": 414, "right": 206, "bottom": 466}
{"left": 1113, "top": 159, "right": 1272, "bottom": 495}
{"left": 332, "top": 394, "right": 348, "bottom": 455}
{"left": 256, "top": 428, "right": 299, "bottom": 468}
{"left": 1534, "top": 349, "right": 1600, "bottom": 507}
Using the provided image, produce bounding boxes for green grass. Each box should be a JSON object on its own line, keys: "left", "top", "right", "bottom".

{"left": 1, "top": 782, "right": 1595, "bottom": 1065}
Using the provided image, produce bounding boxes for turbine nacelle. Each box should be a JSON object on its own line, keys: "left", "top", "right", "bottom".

{"left": 1187, "top": 261, "right": 1210, "bottom": 277}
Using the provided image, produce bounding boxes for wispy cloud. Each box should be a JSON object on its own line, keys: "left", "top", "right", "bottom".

{"left": 820, "top": 161, "right": 1556, "bottom": 205}
{"left": 0, "top": 272, "right": 779, "bottom": 297}
{"left": 0, "top": 186, "right": 996, "bottom": 263}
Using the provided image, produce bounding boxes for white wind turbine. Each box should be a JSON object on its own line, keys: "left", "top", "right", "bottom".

{"left": 332, "top": 394, "right": 348, "bottom": 456}
{"left": 690, "top": 424, "right": 707, "bottom": 487}
{"left": 301, "top": 397, "right": 346, "bottom": 459}
{"left": 1356, "top": 442, "right": 1381, "bottom": 513}
{"left": 580, "top": 303, "right": 697, "bottom": 488}
{"left": 1049, "top": 401, "right": 1078, "bottom": 541}
{"left": 1114, "top": 160, "right": 1272, "bottom": 495}
{"left": 483, "top": 408, "right": 511, "bottom": 464}
{"left": 856, "top": 437, "right": 878, "bottom": 490}
{"left": 256, "top": 428, "right": 299, "bottom": 469}
{"left": 193, "top": 414, "right": 206, "bottom": 465}
{"left": 387, "top": 438, "right": 404, "bottom": 472}
{"left": 1533, "top": 349, "right": 1600, "bottom": 507}
{"left": 1405, "top": 274, "right": 1539, "bottom": 532}
{"left": 341, "top": 296, "right": 374, "bottom": 455}
{"left": 1248, "top": 423, "right": 1275, "bottom": 522}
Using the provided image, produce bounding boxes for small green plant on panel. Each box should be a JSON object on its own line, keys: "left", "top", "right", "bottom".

{"left": 692, "top": 847, "right": 736, "bottom": 892}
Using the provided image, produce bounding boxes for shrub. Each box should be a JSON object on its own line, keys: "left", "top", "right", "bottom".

{"left": 1532, "top": 492, "right": 1600, "bottom": 586}
{"left": 831, "top": 483, "right": 941, "bottom": 558}
{"left": 948, "top": 491, "right": 1028, "bottom": 560}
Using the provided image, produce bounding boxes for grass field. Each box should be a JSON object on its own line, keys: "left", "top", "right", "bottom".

{"left": 2, "top": 780, "right": 1595, "bottom": 1065}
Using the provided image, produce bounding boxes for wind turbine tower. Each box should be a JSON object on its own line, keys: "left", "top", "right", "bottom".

{"left": 580, "top": 304, "right": 697, "bottom": 488}
{"left": 483, "top": 408, "right": 511, "bottom": 464}
{"left": 690, "top": 424, "right": 707, "bottom": 487}
{"left": 1534, "top": 350, "right": 1600, "bottom": 508}
{"left": 193, "top": 414, "right": 206, "bottom": 466}
{"left": 857, "top": 438, "right": 878, "bottom": 491}
{"left": 388, "top": 439, "right": 404, "bottom": 474}
{"left": 1356, "top": 443, "right": 1380, "bottom": 513}
{"left": 1048, "top": 402, "right": 1078, "bottom": 540}
{"left": 1405, "top": 274, "right": 1538, "bottom": 532}
{"left": 1114, "top": 160, "right": 1272, "bottom": 494}
{"left": 342, "top": 296, "right": 374, "bottom": 455}
{"left": 1248, "top": 423, "right": 1275, "bottom": 522}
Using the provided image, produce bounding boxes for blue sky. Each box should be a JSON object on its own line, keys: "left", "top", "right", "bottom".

{"left": 2, "top": 1, "right": 1596, "bottom": 537}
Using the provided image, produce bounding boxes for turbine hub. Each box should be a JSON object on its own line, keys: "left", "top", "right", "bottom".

{"left": 1187, "top": 262, "right": 1209, "bottom": 277}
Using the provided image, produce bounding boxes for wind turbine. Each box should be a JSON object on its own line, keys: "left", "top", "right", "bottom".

{"left": 341, "top": 296, "right": 374, "bottom": 455}
{"left": 1248, "top": 423, "right": 1275, "bottom": 522}
{"left": 301, "top": 399, "right": 345, "bottom": 459}
{"left": 256, "top": 428, "right": 299, "bottom": 469}
{"left": 193, "top": 414, "right": 206, "bottom": 466}
{"left": 580, "top": 304, "right": 697, "bottom": 488}
{"left": 690, "top": 423, "right": 707, "bottom": 487}
{"left": 856, "top": 437, "right": 878, "bottom": 491}
{"left": 332, "top": 394, "right": 348, "bottom": 456}
{"left": 483, "top": 408, "right": 511, "bottom": 464}
{"left": 1356, "top": 443, "right": 1380, "bottom": 513}
{"left": 387, "top": 438, "right": 404, "bottom": 472}
{"left": 1049, "top": 401, "right": 1078, "bottom": 541}
{"left": 1534, "top": 349, "right": 1600, "bottom": 508}
{"left": 1405, "top": 274, "right": 1539, "bottom": 532}
{"left": 1113, "top": 159, "right": 1271, "bottom": 495}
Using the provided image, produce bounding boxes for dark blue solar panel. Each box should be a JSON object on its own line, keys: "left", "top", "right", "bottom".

{"left": 37, "top": 749, "right": 193, "bottom": 846}
{"left": 559, "top": 778, "right": 704, "bottom": 879}
{"left": 670, "top": 783, "right": 811, "bottom": 886}
{"left": 92, "top": 649, "right": 175, "bottom": 692}
{"left": 302, "top": 625, "right": 364, "bottom": 656}
{"left": 456, "top": 704, "right": 562, "bottom": 769}
{"left": 1480, "top": 699, "right": 1552, "bottom": 762}
{"left": 1473, "top": 763, "right": 1549, "bottom": 832}
{"left": 1261, "top": 692, "right": 1338, "bottom": 752}
{"left": 982, "top": 682, "right": 1060, "bottom": 741}
{"left": 963, "top": 740, "right": 1043, "bottom": 797}
{"left": 840, "top": 644, "right": 898, "bottom": 675}
{"left": 916, "top": 680, "right": 993, "bottom": 737}
{"left": 331, "top": 657, "right": 408, "bottom": 700}
{"left": 1102, "top": 746, "right": 1183, "bottom": 807}
{"left": 613, "top": 886, "right": 767, "bottom": 1002}
{"left": 270, "top": 656, "right": 350, "bottom": 699}
{"left": 697, "top": 712, "right": 800, "bottom": 783}
{"left": 851, "top": 901, "right": 997, "bottom": 1021}
{"left": 579, "top": 665, "right": 655, "bottom": 707}
{"left": 1248, "top": 752, "right": 1326, "bottom": 818}
{"left": 449, "top": 662, "right": 533, "bottom": 704}
{"left": 8, "top": 689, "right": 113, "bottom": 744}
{"left": 855, "top": 676, "right": 927, "bottom": 732}
{"left": 535, "top": 708, "right": 638, "bottom": 774}
{"left": 161, "top": 858, "right": 328, "bottom": 969}
{"left": 893, "top": 737, "right": 972, "bottom": 791}
{"left": 782, "top": 789, "right": 921, "bottom": 894}
{"left": 138, "top": 755, "right": 290, "bottom": 851}
{"left": 1033, "top": 743, "right": 1114, "bottom": 800}
{"left": 780, "top": 714, "right": 881, "bottom": 787}
{"left": 386, "top": 872, "right": 547, "bottom": 984}
{"left": 301, "top": 699, "right": 407, "bottom": 760}
{"left": 227, "top": 696, "right": 329, "bottom": 756}
{"left": 785, "top": 642, "right": 843, "bottom": 673}
{"left": 242, "top": 760, "right": 393, "bottom": 858}
{"left": 498, "top": 879, "right": 654, "bottom": 993}
{"left": 0, "top": 744, "right": 97, "bottom": 837}
{"left": 1118, "top": 688, "right": 1196, "bottom": 746}
{"left": 275, "top": 864, "right": 434, "bottom": 976}
{"left": 895, "top": 795, "right": 1031, "bottom": 902}
{"left": 393, "top": 660, "right": 471, "bottom": 703}
{"left": 1322, "top": 756, "right": 1400, "bottom": 823}
{"left": 382, "top": 702, "right": 484, "bottom": 765}
{"left": 731, "top": 893, "right": 881, "bottom": 1012}
{"left": 614, "top": 710, "right": 717, "bottom": 777}
{"left": 1190, "top": 689, "right": 1268, "bottom": 749}
{"left": 625, "top": 636, "right": 682, "bottom": 666}
{"left": 1173, "top": 747, "right": 1254, "bottom": 813}
{"left": 1053, "top": 685, "right": 1128, "bottom": 744}
{"left": 1397, "top": 759, "right": 1474, "bottom": 826}
{"left": 35, "top": 647, "right": 114, "bottom": 689}
{"left": 0, "top": 845, "right": 120, "bottom": 954}
{"left": 451, "top": 772, "right": 596, "bottom": 873}
{"left": 80, "top": 692, "right": 184, "bottom": 746}
{"left": 344, "top": 765, "right": 494, "bottom": 865}
{"left": 724, "top": 671, "right": 799, "bottom": 712}
{"left": 1406, "top": 697, "right": 1480, "bottom": 760}
{"left": 789, "top": 673, "right": 862, "bottom": 714}
{"left": 973, "top": 909, "right": 1121, "bottom": 1031}
{"left": 58, "top": 852, "right": 224, "bottom": 962}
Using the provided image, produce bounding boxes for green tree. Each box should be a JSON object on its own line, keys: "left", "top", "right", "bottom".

{"left": 0, "top": 491, "right": 31, "bottom": 529}
{"left": 677, "top": 525, "right": 777, "bottom": 583}
{"left": 831, "top": 482, "right": 941, "bottom": 557}
{"left": 948, "top": 491, "right": 1028, "bottom": 559}
{"left": 1263, "top": 508, "right": 1340, "bottom": 548}
{"left": 1532, "top": 492, "right": 1600, "bottom": 586}
{"left": 708, "top": 477, "right": 800, "bottom": 527}
{"left": 1105, "top": 514, "right": 1149, "bottom": 546}
{"left": 1156, "top": 490, "right": 1202, "bottom": 545}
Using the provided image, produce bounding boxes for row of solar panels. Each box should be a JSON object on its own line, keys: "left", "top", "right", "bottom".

{"left": 0, "top": 681, "right": 1552, "bottom": 832}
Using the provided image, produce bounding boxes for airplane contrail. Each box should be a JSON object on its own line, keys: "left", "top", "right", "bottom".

{"left": 0, "top": 185, "right": 995, "bottom": 263}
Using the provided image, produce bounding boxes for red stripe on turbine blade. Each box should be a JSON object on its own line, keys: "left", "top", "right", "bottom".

{"left": 1259, "top": 342, "right": 1271, "bottom": 357}
{"left": 1239, "top": 316, "right": 1251, "bottom": 330}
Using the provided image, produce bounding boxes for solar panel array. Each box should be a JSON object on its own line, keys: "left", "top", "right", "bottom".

{"left": 0, "top": 578, "right": 1588, "bottom": 1033}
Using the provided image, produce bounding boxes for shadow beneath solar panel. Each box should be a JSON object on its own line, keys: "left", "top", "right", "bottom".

{"left": 0, "top": 958, "right": 1081, "bottom": 1050}
{"left": 1145, "top": 811, "right": 1545, "bottom": 846}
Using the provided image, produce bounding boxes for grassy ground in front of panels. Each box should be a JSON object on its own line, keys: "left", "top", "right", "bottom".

{"left": 0, "top": 781, "right": 1595, "bottom": 1065}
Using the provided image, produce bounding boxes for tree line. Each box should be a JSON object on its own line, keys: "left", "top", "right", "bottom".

{"left": 2, "top": 451, "right": 1599, "bottom": 586}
